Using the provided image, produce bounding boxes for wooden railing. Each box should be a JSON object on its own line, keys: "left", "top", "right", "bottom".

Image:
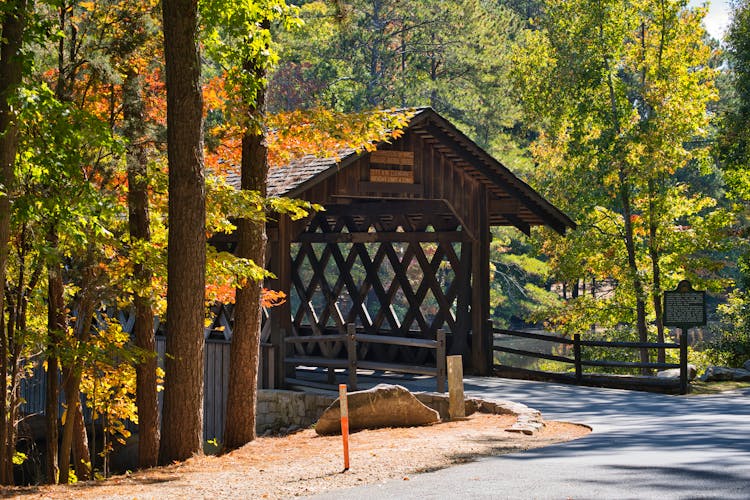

{"left": 493, "top": 328, "right": 690, "bottom": 394}
{"left": 284, "top": 324, "right": 447, "bottom": 392}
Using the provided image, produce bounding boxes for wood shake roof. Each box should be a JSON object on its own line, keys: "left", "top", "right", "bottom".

{"left": 224, "top": 107, "right": 575, "bottom": 234}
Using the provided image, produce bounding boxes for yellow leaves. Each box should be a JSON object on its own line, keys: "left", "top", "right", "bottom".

{"left": 80, "top": 1, "right": 96, "bottom": 11}
{"left": 77, "top": 315, "right": 140, "bottom": 459}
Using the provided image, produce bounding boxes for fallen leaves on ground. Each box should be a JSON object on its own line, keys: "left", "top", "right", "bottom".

{"left": 10, "top": 414, "right": 589, "bottom": 499}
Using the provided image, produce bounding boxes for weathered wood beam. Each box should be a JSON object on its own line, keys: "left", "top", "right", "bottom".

{"left": 321, "top": 200, "right": 451, "bottom": 216}
{"left": 471, "top": 186, "right": 492, "bottom": 375}
{"left": 296, "top": 231, "right": 470, "bottom": 243}
{"left": 488, "top": 198, "right": 520, "bottom": 214}
{"left": 358, "top": 181, "right": 423, "bottom": 195}
{"left": 419, "top": 124, "right": 569, "bottom": 235}
{"left": 500, "top": 214, "right": 531, "bottom": 236}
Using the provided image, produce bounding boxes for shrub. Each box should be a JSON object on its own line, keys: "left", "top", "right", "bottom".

{"left": 699, "top": 291, "right": 750, "bottom": 368}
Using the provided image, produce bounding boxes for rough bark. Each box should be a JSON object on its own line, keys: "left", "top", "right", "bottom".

{"left": 71, "top": 403, "right": 90, "bottom": 479}
{"left": 45, "top": 354, "right": 59, "bottom": 484}
{"left": 159, "top": 0, "right": 206, "bottom": 464}
{"left": 123, "top": 67, "right": 159, "bottom": 469}
{"left": 46, "top": 251, "right": 66, "bottom": 484}
{"left": 58, "top": 278, "right": 95, "bottom": 484}
{"left": 0, "top": 1, "right": 27, "bottom": 484}
{"left": 58, "top": 375, "right": 91, "bottom": 482}
{"left": 0, "top": 308, "right": 6, "bottom": 484}
{"left": 223, "top": 58, "right": 268, "bottom": 450}
{"left": 57, "top": 369, "right": 77, "bottom": 484}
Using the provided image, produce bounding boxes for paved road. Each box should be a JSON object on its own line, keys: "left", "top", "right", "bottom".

{"left": 310, "top": 377, "right": 750, "bottom": 499}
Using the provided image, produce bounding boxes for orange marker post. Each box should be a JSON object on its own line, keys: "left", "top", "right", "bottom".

{"left": 339, "top": 383, "right": 350, "bottom": 471}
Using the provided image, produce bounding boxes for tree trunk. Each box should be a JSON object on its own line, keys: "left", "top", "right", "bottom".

{"left": 45, "top": 354, "right": 59, "bottom": 484}
{"left": 604, "top": 29, "right": 648, "bottom": 370}
{"left": 0, "top": 0, "right": 26, "bottom": 307}
{"left": 123, "top": 67, "right": 159, "bottom": 469}
{"left": 46, "top": 250, "right": 66, "bottom": 484}
{"left": 58, "top": 369, "right": 79, "bottom": 484}
{"left": 0, "top": 298, "right": 18, "bottom": 485}
{"left": 0, "top": 2, "right": 27, "bottom": 484}
{"left": 0, "top": 311, "right": 7, "bottom": 484}
{"left": 159, "top": 0, "right": 206, "bottom": 465}
{"left": 58, "top": 287, "right": 94, "bottom": 485}
{"left": 5, "top": 367, "right": 19, "bottom": 484}
{"left": 620, "top": 178, "right": 650, "bottom": 372}
{"left": 71, "top": 403, "right": 90, "bottom": 480}
{"left": 58, "top": 367, "right": 89, "bottom": 483}
{"left": 223, "top": 56, "right": 269, "bottom": 450}
{"left": 648, "top": 181, "right": 666, "bottom": 363}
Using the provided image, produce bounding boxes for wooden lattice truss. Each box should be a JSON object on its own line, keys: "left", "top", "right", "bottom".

{"left": 288, "top": 201, "right": 472, "bottom": 365}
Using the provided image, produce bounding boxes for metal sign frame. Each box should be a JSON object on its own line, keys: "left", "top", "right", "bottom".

{"left": 663, "top": 280, "right": 706, "bottom": 328}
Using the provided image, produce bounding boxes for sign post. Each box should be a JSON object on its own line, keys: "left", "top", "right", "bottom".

{"left": 663, "top": 280, "right": 706, "bottom": 394}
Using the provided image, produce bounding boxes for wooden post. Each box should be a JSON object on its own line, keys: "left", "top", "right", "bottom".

{"left": 447, "top": 355, "right": 465, "bottom": 420}
{"left": 436, "top": 329, "right": 446, "bottom": 393}
{"left": 266, "top": 344, "right": 275, "bottom": 389}
{"left": 270, "top": 215, "right": 293, "bottom": 387}
{"left": 470, "top": 188, "right": 491, "bottom": 375}
{"left": 346, "top": 323, "right": 358, "bottom": 391}
{"left": 679, "top": 328, "right": 689, "bottom": 395}
{"left": 453, "top": 241, "right": 472, "bottom": 357}
{"left": 339, "top": 384, "right": 350, "bottom": 471}
{"left": 574, "top": 333, "right": 582, "bottom": 384}
{"left": 486, "top": 319, "right": 494, "bottom": 371}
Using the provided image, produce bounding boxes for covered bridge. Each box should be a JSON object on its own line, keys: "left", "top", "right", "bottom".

{"left": 220, "top": 107, "right": 575, "bottom": 389}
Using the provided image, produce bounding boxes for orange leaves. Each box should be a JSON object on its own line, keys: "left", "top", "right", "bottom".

{"left": 262, "top": 289, "right": 287, "bottom": 308}
{"left": 205, "top": 282, "right": 236, "bottom": 305}
{"left": 202, "top": 68, "right": 414, "bottom": 175}
{"left": 265, "top": 108, "right": 413, "bottom": 167}
{"left": 204, "top": 98, "right": 415, "bottom": 177}
{"left": 204, "top": 75, "right": 229, "bottom": 112}
{"left": 205, "top": 282, "right": 285, "bottom": 309}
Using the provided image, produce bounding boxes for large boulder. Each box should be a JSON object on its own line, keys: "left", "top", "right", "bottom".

{"left": 700, "top": 365, "right": 750, "bottom": 382}
{"left": 315, "top": 384, "right": 440, "bottom": 435}
{"left": 743, "top": 360, "right": 750, "bottom": 372}
{"left": 656, "top": 364, "right": 697, "bottom": 381}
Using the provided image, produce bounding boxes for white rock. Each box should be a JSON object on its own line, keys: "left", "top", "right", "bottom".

{"left": 656, "top": 364, "right": 697, "bottom": 381}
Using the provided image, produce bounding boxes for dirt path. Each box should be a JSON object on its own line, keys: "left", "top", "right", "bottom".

{"left": 7, "top": 414, "right": 589, "bottom": 499}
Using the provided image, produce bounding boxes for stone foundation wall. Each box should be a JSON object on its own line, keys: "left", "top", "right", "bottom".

{"left": 256, "top": 390, "right": 335, "bottom": 433}
{"left": 414, "top": 392, "right": 545, "bottom": 434}
{"left": 256, "top": 388, "right": 545, "bottom": 436}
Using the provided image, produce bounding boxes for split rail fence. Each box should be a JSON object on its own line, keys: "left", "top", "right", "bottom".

{"left": 285, "top": 324, "right": 447, "bottom": 392}
{"left": 493, "top": 327, "right": 690, "bottom": 394}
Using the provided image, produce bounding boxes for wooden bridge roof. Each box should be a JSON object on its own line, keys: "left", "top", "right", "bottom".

{"left": 227, "top": 107, "right": 575, "bottom": 235}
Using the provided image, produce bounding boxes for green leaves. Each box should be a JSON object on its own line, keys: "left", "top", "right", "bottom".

{"left": 200, "top": 0, "right": 300, "bottom": 122}
{"left": 515, "top": 0, "right": 728, "bottom": 335}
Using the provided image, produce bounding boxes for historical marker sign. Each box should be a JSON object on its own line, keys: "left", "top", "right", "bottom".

{"left": 663, "top": 280, "right": 706, "bottom": 328}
